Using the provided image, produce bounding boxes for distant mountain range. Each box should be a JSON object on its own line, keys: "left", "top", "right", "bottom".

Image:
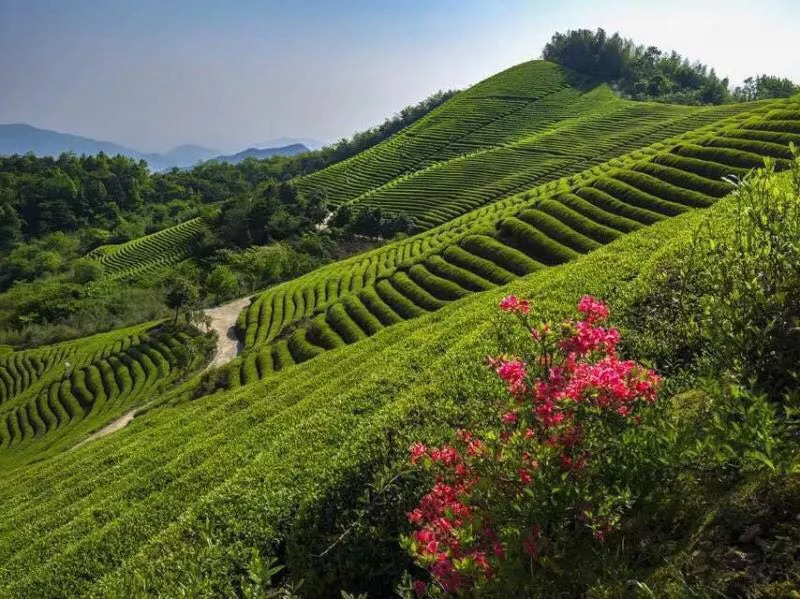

{"left": 207, "top": 143, "right": 310, "bottom": 164}
{"left": 0, "top": 124, "right": 321, "bottom": 170}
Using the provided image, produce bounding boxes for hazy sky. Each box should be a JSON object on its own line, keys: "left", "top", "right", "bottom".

{"left": 1, "top": 0, "right": 798, "bottom": 153}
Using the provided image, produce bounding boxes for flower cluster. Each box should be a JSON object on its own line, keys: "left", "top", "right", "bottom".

{"left": 404, "top": 296, "right": 661, "bottom": 594}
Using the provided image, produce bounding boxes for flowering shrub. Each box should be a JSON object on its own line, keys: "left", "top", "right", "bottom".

{"left": 402, "top": 295, "right": 661, "bottom": 595}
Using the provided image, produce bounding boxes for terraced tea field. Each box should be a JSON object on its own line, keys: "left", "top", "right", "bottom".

{"left": 207, "top": 97, "right": 800, "bottom": 391}
{"left": 3, "top": 52, "right": 799, "bottom": 597}
{"left": 296, "top": 61, "right": 757, "bottom": 228}
{"left": 0, "top": 323, "right": 209, "bottom": 465}
{"left": 0, "top": 202, "right": 740, "bottom": 597}
{"left": 86, "top": 217, "right": 205, "bottom": 279}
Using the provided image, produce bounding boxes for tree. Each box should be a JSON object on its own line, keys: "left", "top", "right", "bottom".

{"left": 206, "top": 265, "right": 239, "bottom": 300}
{"left": 72, "top": 258, "right": 104, "bottom": 284}
{"left": 165, "top": 278, "right": 199, "bottom": 325}
{"left": 542, "top": 28, "right": 734, "bottom": 105}
{"left": 733, "top": 75, "right": 799, "bottom": 101}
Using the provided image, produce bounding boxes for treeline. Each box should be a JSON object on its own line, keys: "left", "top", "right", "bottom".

{"left": 542, "top": 29, "right": 798, "bottom": 105}
{"left": 0, "top": 88, "right": 458, "bottom": 250}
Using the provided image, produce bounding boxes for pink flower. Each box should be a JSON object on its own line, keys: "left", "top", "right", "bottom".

{"left": 499, "top": 294, "right": 530, "bottom": 314}
{"left": 410, "top": 442, "right": 428, "bottom": 465}
{"left": 495, "top": 359, "right": 527, "bottom": 395}
{"left": 413, "top": 580, "right": 427, "bottom": 598}
{"left": 577, "top": 295, "right": 609, "bottom": 324}
{"left": 501, "top": 411, "right": 518, "bottom": 425}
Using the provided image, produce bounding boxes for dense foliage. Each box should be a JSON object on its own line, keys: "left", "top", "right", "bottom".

{"left": 733, "top": 75, "right": 800, "bottom": 102}
{"left": 542, "top": 28, "right": 797, "bottom": 105}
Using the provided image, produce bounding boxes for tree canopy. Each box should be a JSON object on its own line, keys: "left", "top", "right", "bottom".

{"left": 542, "top": 28, "right": 797, "bottom": 105}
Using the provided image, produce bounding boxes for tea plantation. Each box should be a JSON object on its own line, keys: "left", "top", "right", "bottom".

{"left": 1, "top": 57, "right": 799, "bottom": 597}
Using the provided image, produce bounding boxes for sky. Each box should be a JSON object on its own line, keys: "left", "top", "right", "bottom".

{"left": 1, "top": 0, "right": 798, "bottom": 153}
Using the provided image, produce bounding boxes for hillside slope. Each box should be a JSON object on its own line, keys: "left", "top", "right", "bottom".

{"left": 210, "top": 95, "right": 798, "bottom": 392}
{"left": 296, "top": 61, "right": 755, "bottom": 228}
{"left": 0, "top": 197, "right": 761, "bottom": 597}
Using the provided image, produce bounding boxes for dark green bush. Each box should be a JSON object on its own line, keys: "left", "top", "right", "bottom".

{"left": 375, "top": 279, "right": 426, "bottom": 319}
{"left": 653, "top": 152, "right": 750, "bottom": 181}
{"left": 288, "top": 328, "right": 325, "bottom": 363}
{"left": 308, "top": 314, "right": 346, "bottom": 350}
{"left": 499, "top": 216, "right": 583, "bottom": 265}
{"left": 407, "top": 264, "right": 469, "bottom": 301}
{"left": 516, "top": 208, "right": 602, "bottom": 252}
{"left": 613, "top": 169, "right": 715, "bottom": 208}
{"left": 358, "top": 287, "right": 403, "bottom": 326}
{"left": 703, "top": 136, "right": 795, "bottom": 160}
{"left": 341, "top": 295, "right": 384, "bottom": 336}
{"left": 675, "top": 143, "right": 780, "bottom": 170}
{"left": 634, "top": 161, "right": 733, "bottom": 198}
{"left": 326, "top": 303, "right": 368, "bottom": 344}
{"left": 597, "top": 177, "right": 690, "bottom": 216}
{"left": 271, "top": 340, "right": 294, "bottom": 372}
{"left": 390, "top": 272, "right": 445, "bottom": 312}
{"left": 424, "top": 255, "right": 495, "bottom": 292}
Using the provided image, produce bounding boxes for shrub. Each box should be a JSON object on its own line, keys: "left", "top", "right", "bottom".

{"left": 403, "top": 296, "right": 660, "bottom": 595}
{"left": 634, "top": 161, "right": 733, "bottom": 198}
{"left": 515, "top": 209, "right": 601, "bottom": 253}
{"left": 342, "top": 295, "right": 384, "bottom": 336}
{"left": 407, "top": 265, "right": 469, "bottom": 302}
{"left": 390, "top": 272, "right": 446, "bottom": 312}
{"left": 536, "top": 200, "right": 622, "bottom": 243}
{"left": 441, "top": 246, "right": 516, "bottom": 285}
{"left": 682, "top": 152, "right": 800, "bottom": 394}
{"left": 576, "top": 187, "right": 664, "bottom": 224}
{"left": 613, "top": 170, "right": 715, "bottom": 208}
{"left": 424, "top": 255, "right": 494, "bottom": 293}
{"left": 460, "top": 235, "right": 543, "bottom": 276}
{"left": 557, "top": 193, "right": 641, "bottom": 233}
{"left": 358, "top": 287, "right": 404, "bottom": 326}
{"left": 376, "top": 280, "right": 426, "bottom": 319}
{"left": 595, "top": 177, "right": 689, "bottom": 216}
{"left": 288, "top": 329, "right": 325, "bottom": 363}
{"left": 326, "top": 303, "right": 368, "bottom": 344}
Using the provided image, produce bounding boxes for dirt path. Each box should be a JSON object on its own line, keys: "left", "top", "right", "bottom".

{"left": 72, "top": 407, "right": 143, "bottom": 450}
{"left": 73, "top": 296, "right": 252, "bottom": 448}
{"left": 203, "top": 296, "right": 251, "bottom": 369}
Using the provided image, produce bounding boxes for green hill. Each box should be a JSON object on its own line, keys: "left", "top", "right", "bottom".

{"left": 1, "top": 57, "right": 799, "bottom": 597}
{"left": 212, "top": 94, "right": 799, "bottom": 391}
{"left": 296, "top": 61, "right": 756, "bottom": 228}
{"left": 2, "top": 184, "right": 795, "bottom": 595}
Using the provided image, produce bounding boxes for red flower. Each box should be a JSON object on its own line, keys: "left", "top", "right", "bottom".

{"left": 499, "top": 294, "right": 530, "bottom": 314}
{"left": 413, "top": 580, "right": 427, "bottom": 598}
{"left": 518, "top": 468, "right": 532, "bottom": 485}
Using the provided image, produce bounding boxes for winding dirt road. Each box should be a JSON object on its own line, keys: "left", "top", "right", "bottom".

{"left": 73, "top": 296, "right": 252, "bottom": 447}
